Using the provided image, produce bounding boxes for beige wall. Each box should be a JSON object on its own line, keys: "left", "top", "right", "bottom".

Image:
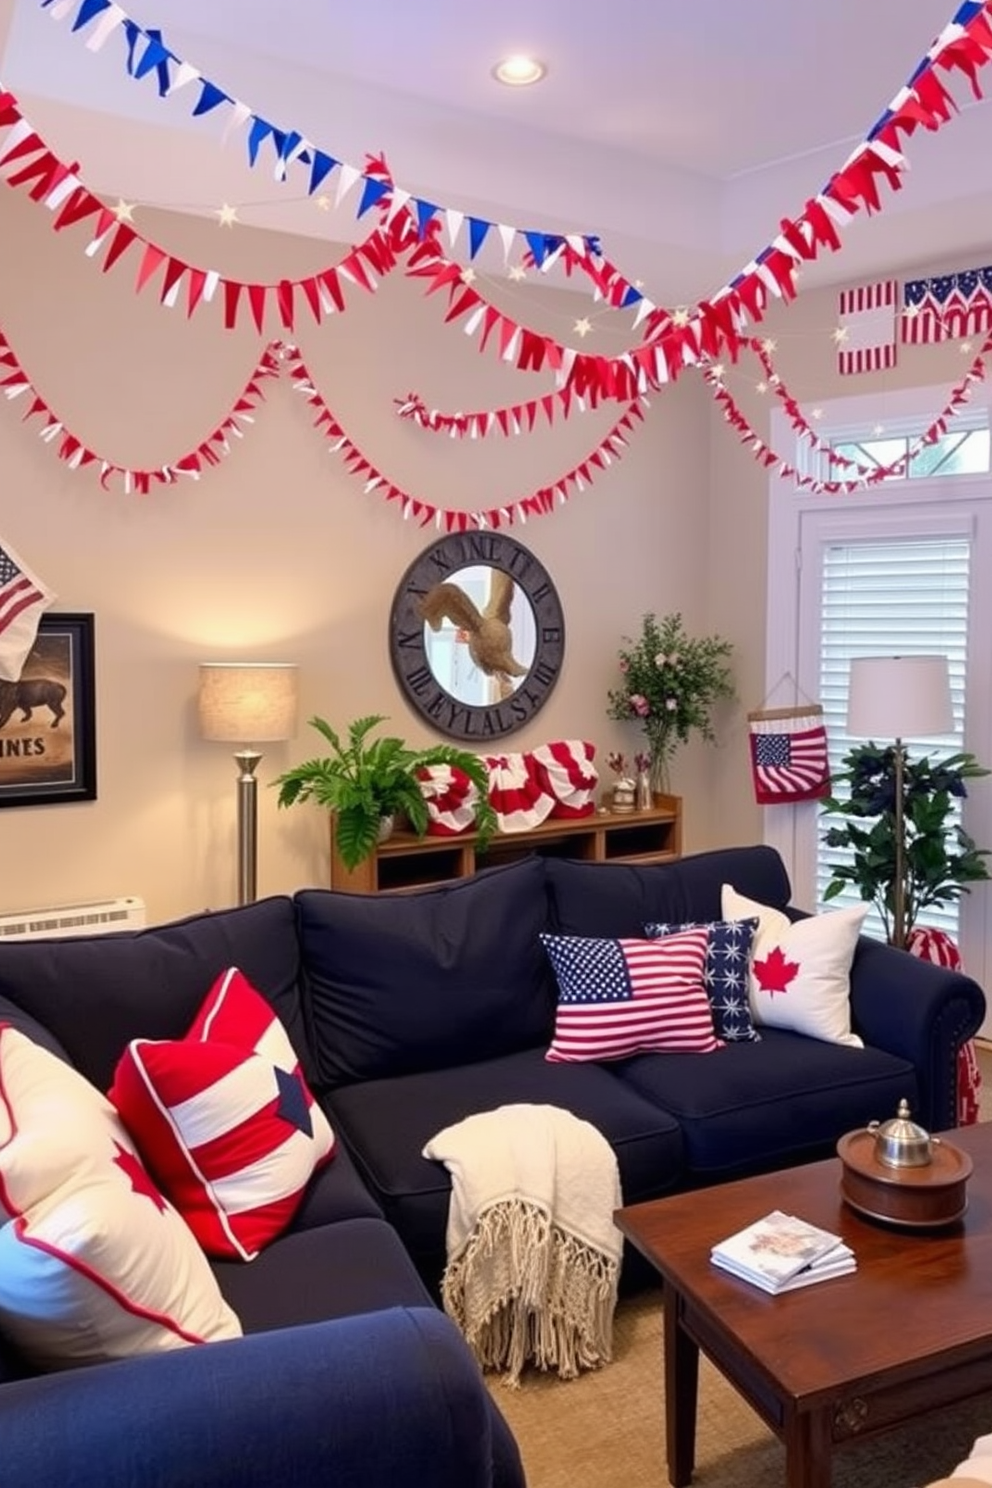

{"left": 0, "top": 164, "right": 978, "bottom": 923}
{"left": 0, "top": 183, "right": 718, "bottom": 922}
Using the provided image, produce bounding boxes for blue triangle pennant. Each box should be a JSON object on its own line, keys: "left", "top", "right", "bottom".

{"left": 72, "top": 0, "right": 111, "bottom": 32}
{"left": 357, "top": 176, "right": 390, "bottom": 216}
{"left": 415, "top": 199, "right": 438, "bottom": 238}
{"left": 133, "top": 29, "right": 173, "bottom": 96}
{"left": 308, "top": 151, "right": 337, "bottom": 194}
{"left": 467, "top": 217, "right": 491, "bottom": 259}
{"left": 193, "top": 80, "right": 230, "bottom": 117}
{"left": 248, "top": 117, "right": 276, "bottom": 166}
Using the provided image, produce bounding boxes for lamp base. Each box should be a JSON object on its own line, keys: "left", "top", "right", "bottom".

{"left": 234, "top": 750, "right": 262, "bottom": 906}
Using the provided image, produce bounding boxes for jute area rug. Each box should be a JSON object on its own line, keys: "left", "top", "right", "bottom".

{"left": 487, "top": 1050, "right": 992, "bottom": 1488}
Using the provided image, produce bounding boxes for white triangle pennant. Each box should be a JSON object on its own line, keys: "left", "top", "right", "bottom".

{"left": 168, "top": 61, "right": 201, "bottom": 95}
{"left": 43, "top": 174, "right": 79, "bottom": 211}
{"left": 0, "top": 119, "right": 35, "bottom": 169}
{"left": 496, "top": 223, "right": 515, "bottom": 260}
{"left": 335, "top": 163, "right": 361, "bottom": 208}
{"left": 85, "top": 5, "right": 125, "bottom": 51}
{"left": 444, "top": 208, "right": 464, "bottom": 248}
{"left": 221, "top": 102, "right": 252, "bottom": 146}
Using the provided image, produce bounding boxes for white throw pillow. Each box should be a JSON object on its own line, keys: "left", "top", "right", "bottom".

{"left": 720, "top": 886, "right": 867, "bottom": 1049}
{"left": 0, "top": 1025, "right": 241, "bottom": 1370}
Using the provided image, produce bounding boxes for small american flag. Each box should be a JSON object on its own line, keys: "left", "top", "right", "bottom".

{"left": 0, "top": 539, "right": 55, "bottom": 681}
{"left": 541, "top": 927, "right": 720, "bottom": 1062}
{"left": 748, "top": 706, "right": 831, "bottom": 805}
{"left": 836, "top": 279, "right": 898, "bottom": 376}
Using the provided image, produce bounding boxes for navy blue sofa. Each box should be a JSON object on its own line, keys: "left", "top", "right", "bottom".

{"left": 0, "top": 843, "right": 983, "bottom": 1486}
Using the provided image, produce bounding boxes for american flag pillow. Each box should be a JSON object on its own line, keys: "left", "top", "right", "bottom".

{"left": 540, "top": 927, "right": 721, "bottom": 1062}
{"left": 110, "top": 968, "right": 335, "bottom": 1261}
{"left": 643, "top": 918, "right": 761, "bottom": 1042}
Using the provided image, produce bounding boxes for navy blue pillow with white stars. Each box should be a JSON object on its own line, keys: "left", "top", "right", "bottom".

{"left": 643, "top": 918, "right": 761, "bottom": 1042}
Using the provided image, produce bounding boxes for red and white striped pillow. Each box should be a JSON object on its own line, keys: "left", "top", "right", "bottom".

{"left": 110, "top": 968, "right": 335, "bottom": 1261}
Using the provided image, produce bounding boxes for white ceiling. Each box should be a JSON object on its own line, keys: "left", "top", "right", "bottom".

{"left": 2, "top": 0, "right": 991, "bottom": 303}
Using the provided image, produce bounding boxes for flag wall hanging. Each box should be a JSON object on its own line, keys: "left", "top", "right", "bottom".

{"left": 748, "top": 705, "right": 831, "bottom": 805}
{"left": 901, "top": 264, "right": 992, "bottom": 345}
{"left": 836, "top": 280, "right": 898, "bottom": 375}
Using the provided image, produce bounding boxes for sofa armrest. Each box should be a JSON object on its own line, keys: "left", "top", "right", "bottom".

{"left": 0, "top": 1306, "right": 524, "bottom": 1488}
{"left": 848, "top": 935, "right": 985, "bottom": 1131}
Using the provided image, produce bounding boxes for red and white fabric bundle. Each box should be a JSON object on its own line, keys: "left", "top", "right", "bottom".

{"left": 418, "top": 740, "right": 597, "bottom": 836}
{"left": 906, "top": 926, "right": 982, "bottom": 1127}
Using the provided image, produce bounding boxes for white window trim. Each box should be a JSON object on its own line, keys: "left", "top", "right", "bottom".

{"left": 765, "top": 387, "right": 992, "bottom": 1009}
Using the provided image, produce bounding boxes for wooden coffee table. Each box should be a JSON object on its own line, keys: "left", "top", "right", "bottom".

{"left": 615, "top": 1121, "right": 992, "bottom": 1488}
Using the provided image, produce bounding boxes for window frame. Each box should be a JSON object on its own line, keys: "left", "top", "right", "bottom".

{"left": 765, "top": 387, "right": 992, "bottom": 1006}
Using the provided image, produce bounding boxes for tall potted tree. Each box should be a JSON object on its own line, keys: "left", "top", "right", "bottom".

{"left": 821, "top": 742, "right": 990, "bottom": 945}
{"left": 275, "top": 713, "right": 496, "bottom": 871}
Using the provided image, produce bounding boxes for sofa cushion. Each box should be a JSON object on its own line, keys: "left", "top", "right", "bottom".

{"left": 0, "top": 897, "right": 311, "bottom": 1094}
{"left": 614, "top": 1026, "right": 916, "bottom": 1180}
{"left": 211, "top": 1216, "right": 434, "bottom": 1332}
{"left": 644, "top": 918, "right": 762, "bottom": 1042}
{"left": 0, "top": 1026, "right": 241, "bottom": 1369}
{"left": 110, "top": 969, "right": 335, "bottom": 1261}
{"left": 322, "top": 1047, "right": 684, "bottom": 1286}
{"left": 296, "top": 857, "right": 557, "bottom": 1085}
{"left": 546, "top": 845, "right": 792, "bottom": 939}
{"left": 541, "top": 929, "right": 721, "bottom": 1060}
{"left": 722, "top": 886, "right": 866, "bottom": 1048}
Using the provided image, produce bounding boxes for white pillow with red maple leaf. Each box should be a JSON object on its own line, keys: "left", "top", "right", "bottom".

{"left": 720, "top": 887, "right": 867, "bottom": 1048}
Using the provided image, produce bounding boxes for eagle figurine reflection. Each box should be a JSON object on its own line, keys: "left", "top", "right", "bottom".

{"left": 419, "top": 569, "right": 527, "bottom": 695}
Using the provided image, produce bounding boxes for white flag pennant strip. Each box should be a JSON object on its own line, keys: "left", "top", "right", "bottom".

{"left": 837, "top": 279, "right": 898, "bottom": 375}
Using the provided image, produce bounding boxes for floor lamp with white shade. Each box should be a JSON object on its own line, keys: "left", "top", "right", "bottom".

{"left": 846, "top": 654, "right": 954, "bottom": 950}
{"left": 198, "top": 662, "right": 299, "bottom": 906}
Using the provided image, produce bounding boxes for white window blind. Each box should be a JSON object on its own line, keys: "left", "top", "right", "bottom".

{"left": 816, "top": 537, "right": 971, "bottom": 940}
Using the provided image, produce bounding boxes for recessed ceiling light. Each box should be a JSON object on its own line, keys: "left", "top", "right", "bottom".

{"left": 492, "top": 55, "right": 547, "bottom": 87}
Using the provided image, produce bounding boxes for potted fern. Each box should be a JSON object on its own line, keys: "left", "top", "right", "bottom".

{"left": 274, "top": 713, "right": 497, "bottom": 871}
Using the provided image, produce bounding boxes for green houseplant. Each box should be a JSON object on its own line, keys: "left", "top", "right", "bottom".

{"left": 606, "top": 612, "right": 734, "bottom": 794}
{"left": 821, "top": 742, "right": 990, "bottom": 944}
{"left": 275, "top": 713, "right": 497, "bottom": 871}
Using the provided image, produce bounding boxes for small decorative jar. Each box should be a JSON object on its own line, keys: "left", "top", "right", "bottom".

{"left": 612, "top": 779, "right": 636, "bottom": 814}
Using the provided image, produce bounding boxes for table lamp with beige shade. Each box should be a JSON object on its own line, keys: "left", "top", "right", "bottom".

{"left": 198, "top": 662, "right": 299, "bottom": 906}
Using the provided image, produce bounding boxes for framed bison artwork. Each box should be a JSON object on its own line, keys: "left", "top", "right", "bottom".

{"left": 0, "top": 612, "right": 96, "bottom": 808}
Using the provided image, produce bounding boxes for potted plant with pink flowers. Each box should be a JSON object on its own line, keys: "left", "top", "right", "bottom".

{"left": 606, "top": 612, "right": 734, "bottom": 796}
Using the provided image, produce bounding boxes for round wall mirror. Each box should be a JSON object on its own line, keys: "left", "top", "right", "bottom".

{"left": 389, "top": 533, "right": 565, "bottom": 741}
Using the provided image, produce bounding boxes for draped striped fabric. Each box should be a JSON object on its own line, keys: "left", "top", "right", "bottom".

{"left": 906, "top": 927, "right": 982, "bottom": 1127}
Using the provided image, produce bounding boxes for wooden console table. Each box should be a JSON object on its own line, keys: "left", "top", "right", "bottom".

{"left": 329, "top": 796, "right": 682, "bottom": 893}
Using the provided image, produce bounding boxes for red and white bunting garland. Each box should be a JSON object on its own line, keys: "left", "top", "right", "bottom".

{"left": 0, "top": 329, "right": 282, "bottom": 492}
{"left": 703, "top": 334, "right": 990, "bottom": 493}
{"left": 0, "top": 320, "right": 646, "bottom": 524}
{"left": 284, "top": 346, "right": 648, "bottom": 529}
{"left": 394, "top": 382, "right": 610, "bottom": 439}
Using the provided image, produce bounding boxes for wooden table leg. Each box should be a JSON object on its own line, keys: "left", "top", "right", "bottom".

{"left": 784, "top": 1405, "right": 833, "bottom": 1488}
{"left": 664, "top": 1288, "right": 698, "bottom": 1487}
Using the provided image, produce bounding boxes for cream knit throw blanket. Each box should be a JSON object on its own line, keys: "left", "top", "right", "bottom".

{"left": 422, "top": 1103, "right": 622, "bottom": 1386}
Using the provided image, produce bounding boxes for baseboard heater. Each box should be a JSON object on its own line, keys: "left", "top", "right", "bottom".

{"left": 0, "top": 897, "right": 147, "bottom": 941}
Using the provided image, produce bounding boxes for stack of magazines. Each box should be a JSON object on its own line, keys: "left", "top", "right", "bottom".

{"left": 711, "top": 1209, "right": 856, "bottom": 1294}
